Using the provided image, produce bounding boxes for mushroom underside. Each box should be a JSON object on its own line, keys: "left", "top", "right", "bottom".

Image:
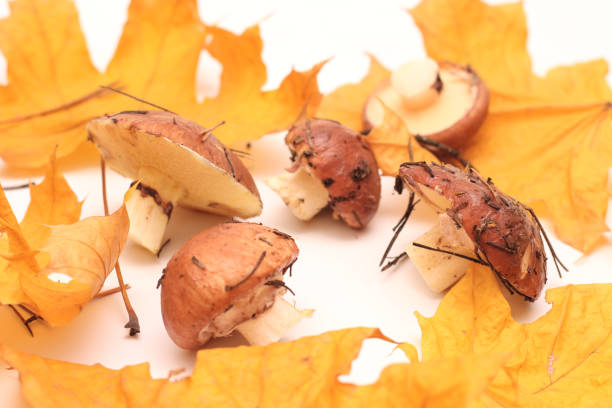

{"left": 365, "top": 67, "right": 476, "bottom": 134}
{"left": 88, "top": 118, "right": 262, "bottom": 253}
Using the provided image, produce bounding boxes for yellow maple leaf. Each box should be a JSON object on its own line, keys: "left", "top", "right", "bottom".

{"left": 19, "top": 152, "right": 83, "bottom": 249}
{"left": 410, "top": 0, "right": 612, "bottom": 252}
{"left": 0, "top": 0, "right": 323, "bottom": 169}
{"left": 410, "top": 0, "right": 532, "bottom": 97}
{"left": 0, "top": 327, "right": 507, "bottom": 407}
{"left": 317, "top": 55, "right": 390, "bottom": 132}
{"left": 416, "top": 266, "right": 612, "bottom": 407}
{"left": 0, "top": 157, "right": 129, "bottom": 325}
{"left": 367, "top": 103, "right": 438, "bottom": 176}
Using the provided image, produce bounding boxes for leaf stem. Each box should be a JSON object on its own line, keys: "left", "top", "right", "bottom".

{"left": 100, "top": 158, "right": 140, "bottom": 336}
{"left": 94, "top": 284, "right": 132, "bottom": 300}
{"left": 0, "top": 83, "right": 118, "bottom": 125}
{"left": 3, "top": 182, "right": 34, "bottom": 191}
{"left": 7, "top": 305, "right": 34, "bottom": 336}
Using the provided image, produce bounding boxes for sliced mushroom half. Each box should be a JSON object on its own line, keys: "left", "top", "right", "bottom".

{"left": 364, "top": 59, "right": 490, "bottom": 148}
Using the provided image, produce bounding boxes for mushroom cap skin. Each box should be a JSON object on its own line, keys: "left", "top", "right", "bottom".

{"left": 160, "top": 222, "right": 298, "bottom": 350}
{"left": 285, "top": 118, "right": 381, "bottom": 229}
{"left": 398, "top": 162, "right": 546, "bottom": 300}
{"left": 87, "top": 110, "right": 261, "bottom": 217}
{"left": 363, "top": 62, "right": 490, "bottom": 149}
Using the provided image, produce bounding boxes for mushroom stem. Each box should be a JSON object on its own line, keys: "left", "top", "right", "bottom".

{"left": 125, "top": 167, "right": 184, "bottom": 254}
{"left": 391, "top": 58, "right": 442, "bottom": 110}
{"left": 235, "top": 297, "right": 312, "bottom": 346}
{"left": 405, "top": 216, "right": 475, "bottom": 292}
{"left": 265, "top": 167, "right": 329, "bottom": 221}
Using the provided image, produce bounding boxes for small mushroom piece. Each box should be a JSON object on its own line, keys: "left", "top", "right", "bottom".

{"left": 87, "top": 111, "right": 262, "bottom": 254}
{"left": 265, "top": 118, "right": 381, "bottom": 229}
{"left": 398, "top": 162, "right": 547, "bottom": 301}
{"left": 160, "top": 222, "right": 306, "bottom": 350}
{"left": 363, "top": 60, "right": 490, "bottom": 148}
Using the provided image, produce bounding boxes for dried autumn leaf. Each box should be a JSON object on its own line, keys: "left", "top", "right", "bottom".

{"left": 317, "top": 55, "right": 390, "bottom": 132}
{"left": 416, "top": 266, "right": 612, "bottom": 407}
{"left": 0, "top": 327, "right": 507, "bottom": 407}
{"left": 0, "top": 0, "right": 323, "bottom": 169}
{"left": 366, "top": 103, "right": 438, "bottom": 175}
{"left": 0, "top": 159, "right": 129, "bottom": 325}
{"left": 410, "top": 0, "right": 532, "bottom": 96}
{"left": 19, "top": 152, "right": 83, "bottom": 249}
{"left": 21, "top": 207, "right": 129, "bottom": 325}
{"left": 410, "top": 0, "right": 612, "bottom": 252}
{"left": 0, "top": 154, "right": 81, "bottom": 305}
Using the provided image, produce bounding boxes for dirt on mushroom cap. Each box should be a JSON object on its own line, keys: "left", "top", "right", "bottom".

{"left": 399, "top": 162, "right": 546, "bottom": 300}
{"left": 286, "top": 118, "right": 381, "bottom": 229}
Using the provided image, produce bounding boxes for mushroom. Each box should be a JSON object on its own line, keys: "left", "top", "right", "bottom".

{"left": 397, "top": 162, "right": 547, "bottom": 301}
{"left": 87, "top": 111, "right": 262, "bottom": 254}
{"left": 160, "top": 222, "right": 308, "bottom": 349}
{"left": 363, "top": 59, "right": 489, "bottom": 148}
{"left": 265, "top": 118, "right": 381, "bottom": 229}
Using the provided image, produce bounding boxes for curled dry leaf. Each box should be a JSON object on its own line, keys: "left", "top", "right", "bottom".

{"left": 0, "top": 157, "right": 129, "bottom": 325}
{"left": 416, "top": 266, "right": 612, "bottom": 407}
{"left": 0, "top": 0, "right": 323, "bottom": 169}
{"left": 0, "top": 327, "right": 508, "bottom": 408}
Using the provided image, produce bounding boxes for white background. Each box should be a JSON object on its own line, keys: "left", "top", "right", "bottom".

{"left": 1, "top": 0, "right": 612, "bottom": 406}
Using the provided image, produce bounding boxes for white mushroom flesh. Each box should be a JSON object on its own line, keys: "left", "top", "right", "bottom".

{"left": 406, "top": 213, "right": 475, "bottom": 293}
{"left": 366, "top": 65, "right": 477, "bottom": 133}
{"left": 197, "top": 270, "right": 309, "bottom": 346}
{"left": 125, "top": 167, "right": 184, "bottom": 253}
{"left": 197, "top": 277, "right": 279, "bottom": 344}
{"left": 390, "top": 58, "right": 441, "bottom": 110}
{"left": 125, "top": 191, "right": 170, "bottom": 254}
{"left": 236, "top": 297, "right": 312, "bottom": 346}
{"left": 265, "top": 167, "right": 329, "bottom": 221}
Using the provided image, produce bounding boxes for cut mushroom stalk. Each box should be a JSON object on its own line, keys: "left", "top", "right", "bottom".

{"left": 125, "top": 168, "right": 184, "bottom": 253}
{"left": 235, "top": 297, "right": 312, "bottom": 346}
{"left": 390, "top": 58, "right": 442, "bottom": 110}
{"left": 405, "top": 215, "right": 475, "bottom": 292}
{"left": 265, "top": 166, "right": 329, "bottom": 221}
{"left": 125, "top": 189, "right": 171, "bottom": 253}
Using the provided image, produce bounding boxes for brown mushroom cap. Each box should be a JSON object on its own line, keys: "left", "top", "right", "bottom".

{"left": 398, "top": 162, "right": 546, "bottom": 300}
{"left": 87, "top": 110, "right": 261, "bottom": 217}
{"left": 285, "top": 118, "right": 381, "bottom": 229}
{"left": 160, "top": 222, "right": 298, "bottom": 349}
{"left": 363, "top": 63, "right": 490, "bottom": 149}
